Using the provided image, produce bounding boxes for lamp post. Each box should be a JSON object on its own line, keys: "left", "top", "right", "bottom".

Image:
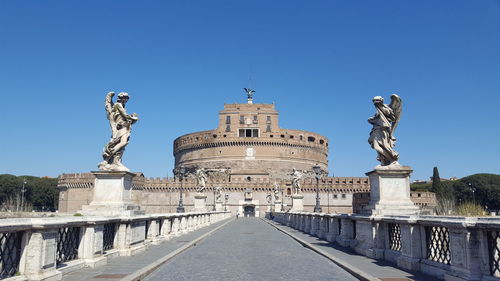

{"left": 21, "top": 179, "right": 27, "bottom": 212}
{"left": 176, "top": 166, "right": 186, "bottom": 213}
{"left": 281, "top": 187, "right": 284, "bottom": 211}
{"left": 224, "top": 194, "right": 229, "bottom": 212}
{"left": 313, "top": 165, "right": 322, "bottom": 213}
{"left": 213, "top": 187, "right": 217, "bottom": 211}
{"left": 468, "top": 182, "right": 476, "bottom": 202}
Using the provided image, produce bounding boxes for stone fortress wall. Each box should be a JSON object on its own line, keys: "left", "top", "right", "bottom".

{"left": 58, "top": 173, "right": 435, "bottom": 215}
{"left": 173, "top": 103, "right": 329, "bottom": 178}
{"left": 58, "top": 173, "right": 371, "bottom": 214}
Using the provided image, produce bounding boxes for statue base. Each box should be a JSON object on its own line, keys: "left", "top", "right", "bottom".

{"left": 291, "top": 194, "right": 304, "bottom": 212}
{"left": 80, "top": 171, "right": 144, "bottom": 216}
{"left": 362, "top": 164, "right": 419, "bottom": 216}
{"left": 193, "top": 193, "right": 207, "bottom": 211}
{"left": 274, "top": 201, "right": 283, "bottom": 212}
{"left": 215, "top": 201, "right": 223, "bottom": 211}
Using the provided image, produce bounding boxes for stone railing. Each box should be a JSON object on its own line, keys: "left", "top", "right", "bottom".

{"left": 271, "top": 211, "right": 500, "bottom": 281}
{"left": 0, "top": 211, "right": 230, "bottom": 281}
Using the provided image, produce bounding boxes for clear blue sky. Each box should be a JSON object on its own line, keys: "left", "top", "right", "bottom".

{"left": 1, "top": 0, "right": 499, "bottom": 181}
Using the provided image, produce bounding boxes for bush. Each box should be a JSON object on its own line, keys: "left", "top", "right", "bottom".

{"left": 455, "top": 202, "right": 486, "bottom": 216}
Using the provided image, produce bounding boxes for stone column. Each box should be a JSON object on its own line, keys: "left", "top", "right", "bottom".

{"left": 337, "top": 217, "right": 354, "bottom": 247}
{"left": 304, "top": 215, "right": 312, "bottom": 234}
{"left": 194, "top": 194, "right": 208, "bottom": 211}
{"left": 291, "top": 194, "right": 304, "bottom": 211}
{"left": 445, "top": 227, "right": 483, "bottom": 281}
{"left": 318, "top": 215, "right": 327, "bottom": 239}
{"left": 81, "top": 223, "right": 107, "bottom": 267}
{"left": 22, "top": 229, "right": 62, "bottom": 281}
{"left": 274, "top": 201, "right": 282, "bottom": 212}
{"left": 397, "top": 221, "right": 423, "bottom": 272}
{"left": 80, "top": 171, "right": 144, "bottom": 216}
{"left": 326, "top": 216, "right": 338, "bottom": 242}
{"left": 364, "top": 165, "right": 419, "bottom": 216}
{"left": 353, "top": 218, "right": 385, "bottom": 259}
{"left": 310, "top": 215, "right": 319, "bottom": 236}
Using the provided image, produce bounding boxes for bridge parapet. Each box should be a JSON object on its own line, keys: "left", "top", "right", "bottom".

{"left": 0, "top": 211, "right": 230, "bottom": 281}
{"left": 271, "top": 211, "right": 500, "bottom": 281}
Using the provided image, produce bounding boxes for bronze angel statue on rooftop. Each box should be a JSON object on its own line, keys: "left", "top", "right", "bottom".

{"left": 98, "top": 91, "right": 139, "bottom": 172}
{"left": 368, "top": 94, "right": 402, "bottom": 166}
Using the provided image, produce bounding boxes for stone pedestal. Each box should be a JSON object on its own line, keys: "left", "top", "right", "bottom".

{"left": 215, "top": 201, "right": 223, "bottom": 211}
{"left": 274, "top": 201, "right": 282, "bottom": 212}
{"left": 193, "top": 193, "right": 207, "bottom": 211}
{"left": 363, "top": 165, "right": 419, "bottom": 216}
{"left": 81, "top": 171, "right": 144, "bottom": 216}
{"left": 291, "top": 194, "right": 304, "bottom": 211}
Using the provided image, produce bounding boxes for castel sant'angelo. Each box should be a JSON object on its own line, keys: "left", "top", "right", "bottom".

{"left": 58, "top": 90, "right": 435, "bottom": 216}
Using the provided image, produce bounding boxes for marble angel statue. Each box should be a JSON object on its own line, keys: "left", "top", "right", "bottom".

{"left": 291, "top": 168, "right": 304, "bottom": 195}
{"left": 98, "top": 92, "right": 139, "bottom": 172}
{"left": 195, "top": 168, "right": 208, "bottom": 193}
{"left": 368, "top": 94, "right": 402, "bottom": 166}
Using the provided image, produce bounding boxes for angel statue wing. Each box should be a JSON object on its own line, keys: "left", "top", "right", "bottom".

{"left": 389, "top": 94, "right": 402, "bottom": 140}
{"left": 104, "top": 92, "right": 117, "bottom": 135}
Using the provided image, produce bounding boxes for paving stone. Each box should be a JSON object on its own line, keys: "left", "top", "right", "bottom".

{"left": 145, "top": 218, "right": 358, "bottom": 281}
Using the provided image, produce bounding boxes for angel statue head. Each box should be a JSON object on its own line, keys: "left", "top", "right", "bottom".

{"left": 372, "top": 96, "right": 383, "bottom": 103}
{"left": 367, "top": 94, "right": 402, "bottom": 166}
{"left": 117, "top": 92, "right": 130, "bottom": 103}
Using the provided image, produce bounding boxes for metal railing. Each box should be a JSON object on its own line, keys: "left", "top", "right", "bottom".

{"left": 103, "top": 223, "right": 117, "bottom": 251}
{"left": 425, "top": 226, "right": 451, "bottom": 264}
{"left": 56, "top": 227, "right": 81, "bottom": 264}
{"left": 0, "top": 231, "right": 22, "bottom": 279}
{"left": 388, "top": 223, "right": 401, "bottom": 251}
{"left": 488, "top": 230, "right": 500, "bottom": 277}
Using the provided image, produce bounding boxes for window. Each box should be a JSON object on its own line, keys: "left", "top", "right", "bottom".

{"left": 253, "top": 115, "right": 258, "bottom": 124}
{"left": 341, "top": 194, "right": 346, "bottom": 199}
{"left": 239, "top": 128, "right": 259, "bottom": 138}
{"left": 226, "top": 116, "right": 231, "bottom": 124}
{"left": 266, "top": 125, "right": 271, "bottom": 132}
{"left": 333, "top": 194, "right": 338, "bottom": 199}
{"left": 239, "top": 116, "right": 244, "bottom": 124}
{"left": 287, "top": 188, "right": 291, "bottom": 195}
{"left": 225, "top": 125, "right": 231, "bottom": 132}
{"left": 308, "top": 136, "right": 316, "bottom": 142}
{"left": 266, "top": 116, "right": 271, "bottom": 124}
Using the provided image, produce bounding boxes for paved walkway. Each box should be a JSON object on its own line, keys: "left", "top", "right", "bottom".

{"left": 63, "top": 219, "right": 231, "bottom": 281}
{"left": 266, "top": 219, "right": 441, "bottom": 281}
{"left": 144, "top": 218, "right": 357, "bottom": 281}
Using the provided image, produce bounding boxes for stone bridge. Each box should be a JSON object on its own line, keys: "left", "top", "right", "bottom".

{"left": 0, "top": 212, "right": 499, "bottom": 281}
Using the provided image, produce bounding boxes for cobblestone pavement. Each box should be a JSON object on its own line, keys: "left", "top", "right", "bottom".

{"left": 63, "top": 219, "right": 230, "bottom": 281}
{"left": 145, "top": 218, "right": 358, "bottom": 281}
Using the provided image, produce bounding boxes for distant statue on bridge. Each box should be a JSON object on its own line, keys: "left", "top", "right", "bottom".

{"left": 215, "top": 187, "right": 222, "bottom": 202}
{"left": 368, "top": 94, "right": 402, "bottom": 166}
{"left": 195, "top": 168, "right": 208, "bottom": 193}
{"left": 266, "top": 192, "right": 272, "bottom": 204}
{"left": 98, "top": 92, "right": 139, "bottom": 172}
{"left": 291, "top": 169, "right": 304, "bottom": 195}
{"left": 273, "top": 182, "right": 281, "bottom": 201}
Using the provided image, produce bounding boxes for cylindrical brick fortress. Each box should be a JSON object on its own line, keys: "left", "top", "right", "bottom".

{"left": 173, "top": 103, "right": 329, "bottom": 179}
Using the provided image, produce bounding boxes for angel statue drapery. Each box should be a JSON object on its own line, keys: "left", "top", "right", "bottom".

{"left": 98, "top": 92, "right": 139, "bottom": 172}
{"left": 368, "top": 94, "right": 402, "bottom": 166}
